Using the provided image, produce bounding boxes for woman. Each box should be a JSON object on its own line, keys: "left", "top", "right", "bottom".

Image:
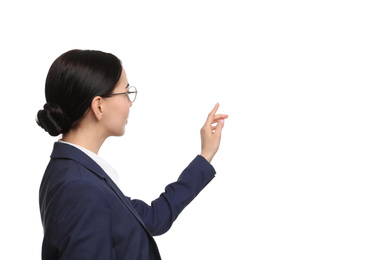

{"left": 36, "top": 49, "right": 228, "bottom": 260}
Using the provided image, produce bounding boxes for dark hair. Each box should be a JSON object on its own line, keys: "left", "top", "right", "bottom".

{"left": 36, "top": 49, "right": 122, "bottom": 136}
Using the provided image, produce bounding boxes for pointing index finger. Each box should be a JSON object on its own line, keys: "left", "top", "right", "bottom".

{"left": 207, "top": 103, "right": 220, "bottom": 124}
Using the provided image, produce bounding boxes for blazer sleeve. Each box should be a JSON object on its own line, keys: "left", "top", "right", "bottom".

{"left": 130, "top": 155, "right": 216, "bottom": 236}
{"left": 45, "top": 180, "right": 113, "bottom": 260}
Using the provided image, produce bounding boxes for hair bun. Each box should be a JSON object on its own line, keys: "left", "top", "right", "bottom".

{"left": 36, "top": 103, "right": 71, "bottom": 136}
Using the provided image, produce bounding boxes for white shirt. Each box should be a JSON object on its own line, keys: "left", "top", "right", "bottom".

{"left": 59, "top": 140, "right": 120, "bottom": 185}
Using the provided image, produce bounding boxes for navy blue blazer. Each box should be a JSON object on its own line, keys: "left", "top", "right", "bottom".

{"left": 39, "top": 142, "right": 216, "bottom": 259}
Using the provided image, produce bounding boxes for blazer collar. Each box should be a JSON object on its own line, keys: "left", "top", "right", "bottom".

{"left": 51, "top": 142, "right": 109, "bottom": 180}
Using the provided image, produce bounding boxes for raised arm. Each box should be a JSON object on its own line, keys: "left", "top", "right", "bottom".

{"left": 130, "top": 104, "right": 228, "bottom": 235}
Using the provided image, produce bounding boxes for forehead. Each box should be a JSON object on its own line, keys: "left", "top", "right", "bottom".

{"left": 114, "top": 68, "right": 128, "bottom": 90}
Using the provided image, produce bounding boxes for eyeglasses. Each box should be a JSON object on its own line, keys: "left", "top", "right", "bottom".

{"left": 102, "top": 86, "right": 137, "bottom": 102}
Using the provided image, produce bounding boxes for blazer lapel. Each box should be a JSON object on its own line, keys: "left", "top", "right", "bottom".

{"left": 51, "top": 142, "right": 151, "bottom": 234}
{"left": 102, "top": 173, "right": 150, "bottom": 232}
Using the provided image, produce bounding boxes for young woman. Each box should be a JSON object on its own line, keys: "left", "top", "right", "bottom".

{"left": 36, "top": 49, "right": 228, "bottom": 260}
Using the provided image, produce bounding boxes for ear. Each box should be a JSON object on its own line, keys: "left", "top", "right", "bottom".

{"left": 90, "top": 96, "right": 104, "bottom": 121}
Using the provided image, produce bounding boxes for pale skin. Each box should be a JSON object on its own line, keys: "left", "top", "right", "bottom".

{"left": 62, "top": 68, "right": 228, "bottom": 163}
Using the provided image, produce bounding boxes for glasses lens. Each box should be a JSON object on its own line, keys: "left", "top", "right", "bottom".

{"left": 128, "top": 86, "right": 137, "bottom": 102}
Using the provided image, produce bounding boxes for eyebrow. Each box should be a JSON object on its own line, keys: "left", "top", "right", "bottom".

{"left": 125, "top": 83, "right": 130, "bottom": 89}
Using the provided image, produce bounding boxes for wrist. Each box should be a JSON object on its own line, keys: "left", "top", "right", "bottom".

{"left": 200, "top": 152, "right": 213, "bottom": 163}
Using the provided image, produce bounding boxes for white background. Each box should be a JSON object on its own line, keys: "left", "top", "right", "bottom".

{"left": 1, "top": 0, "right": 390, "bottom": 259}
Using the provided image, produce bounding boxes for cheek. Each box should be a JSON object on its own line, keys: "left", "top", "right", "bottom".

{"left": 113, "top": 99, "right": 129, "bottom": 117}
{"left": 120, "top": 103, "right": 130, "bottom": 127}
{"left": 121, "top": 103, "right": 130, "bottom": 120}
{"left": 106, "top": 101, "right": 129, "bottom": 128}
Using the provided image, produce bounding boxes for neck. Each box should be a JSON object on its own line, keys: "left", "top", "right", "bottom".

{"left": 61, "top": 126, "right": 107, "bottom": 154}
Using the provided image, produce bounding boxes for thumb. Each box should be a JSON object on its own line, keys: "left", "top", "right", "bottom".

{"left": 214, "top": 119, "right": 225, "bottom": 136}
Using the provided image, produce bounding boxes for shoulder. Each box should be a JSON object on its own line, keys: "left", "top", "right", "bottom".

{"left": 44, "top": 157, "right": 94, "bottom": 182}
{"left": 40, "top": 158, "right": 109, "bottom": 209}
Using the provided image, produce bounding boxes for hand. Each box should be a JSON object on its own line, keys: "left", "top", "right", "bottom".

{"left": 200, "top": 103, "right": 228, "bottom": 163}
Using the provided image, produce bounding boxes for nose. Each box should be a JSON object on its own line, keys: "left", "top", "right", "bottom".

{"left": 125, "top": 94, "right": 132, "bottom": 106}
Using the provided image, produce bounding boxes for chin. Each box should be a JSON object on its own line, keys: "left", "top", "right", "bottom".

{"left": 116, "top": 129, "right": 126, "bottom": 136}
{"left": 109, "top": 128, "right": 126, "bottom": 137}
{"left": 109, "top": 123, "right": 127, "bottom": 137}
{"left": 119, "top": 127, "right": 126, "bottom": 136}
